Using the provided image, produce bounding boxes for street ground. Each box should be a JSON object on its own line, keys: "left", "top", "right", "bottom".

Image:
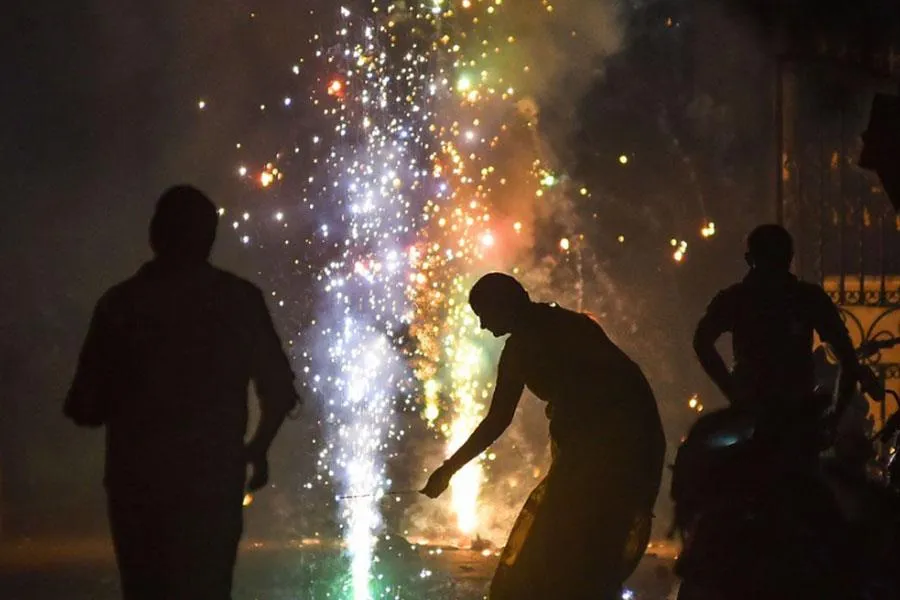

{"left": 0, "top": 536, "right": 679, "bottom": 599}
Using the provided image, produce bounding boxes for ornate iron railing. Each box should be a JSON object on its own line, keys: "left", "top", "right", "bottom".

{"left": 779, "top": 63, "right": 900, "bottom": 418}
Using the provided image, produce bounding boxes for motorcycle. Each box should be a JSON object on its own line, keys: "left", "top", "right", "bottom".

{"left": 671, "top": 338, "right": 900, "bottom": 600}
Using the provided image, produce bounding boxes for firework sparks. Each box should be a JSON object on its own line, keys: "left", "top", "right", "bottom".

{"left": 305, "top": 6, "right": 439, "bottom": 596}
{"left": 688, "top": 393, "right": 704, "bottom": 413}
{"left": 671, "top": 238, "right": 688, "bottom": 262}
{"left": 404, "top": 0, "right": 578, "bottom": 542}
{"left": 232, "top": 2, "right": 440, "bottom": 595}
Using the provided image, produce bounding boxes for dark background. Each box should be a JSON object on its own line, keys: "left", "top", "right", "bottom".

{"left": 2, "top": 0, "right": 895, "bottom": 539}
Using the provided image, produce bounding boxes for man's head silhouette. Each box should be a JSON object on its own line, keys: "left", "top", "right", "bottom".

{"left": 150, "top": 185, "right": 219, "bottom": 261}
{"left": 745, "top": 224, "right": 793, "bottom": 272}
{"left": 469, "top": 272, "right": 530, "bottom": 337}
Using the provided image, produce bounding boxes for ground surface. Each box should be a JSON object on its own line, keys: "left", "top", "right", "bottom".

{"left": 0, "top": 536, "right": 679, "bottom": 599}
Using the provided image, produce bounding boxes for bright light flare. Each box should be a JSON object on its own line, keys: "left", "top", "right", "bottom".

{"left": 671, "top": 239, "right": 688, "bottom": 262}
{"left": 688, "top": 393, "right": 704, "bottom": 412}
{"left": 327, "top": 78, "right": 345, "bottom": 96}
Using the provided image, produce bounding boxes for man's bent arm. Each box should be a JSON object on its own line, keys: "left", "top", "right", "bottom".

{"left": 246, "top": 289, "right": 300, "bottom": 457}
{"left": 444, "top": 348, "right": 524, "bottom": 473}
{"left": 693, "top": 313, "right": 734, "bottom": 402}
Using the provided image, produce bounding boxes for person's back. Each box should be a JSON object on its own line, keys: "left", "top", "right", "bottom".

{"left": 64, "top": 185, "right": 298, "bottom": 600}
{"left": 98, "top": 260, "right": 292, "bottom": 499}
{"left": 509, "top": 302, "right": 664, "bottom": 465}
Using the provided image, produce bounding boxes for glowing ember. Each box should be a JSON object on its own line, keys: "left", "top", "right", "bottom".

{"left": 672, "top": 239, "right": 688, "bottom": 262}
{"left": 688, "top": 393, "right": 703, "bottom": 412}
{"left": 327, "top": 78, "right": 344, "bottom": 96}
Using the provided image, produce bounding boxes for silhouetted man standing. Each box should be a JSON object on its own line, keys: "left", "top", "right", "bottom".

{"left": 694, "top": 224, "right": 880, "bottom": 429}
{"left": 64, "top": 186, "right": 299, "bottom": 600}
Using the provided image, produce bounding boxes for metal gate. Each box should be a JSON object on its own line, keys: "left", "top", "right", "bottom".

{"left": 778, "top": 60, "right": 900, "bottom": 422}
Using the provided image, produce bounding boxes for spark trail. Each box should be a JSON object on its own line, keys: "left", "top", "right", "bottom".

{"left": 304, "top": 6, "right": 435, "bottom": 597}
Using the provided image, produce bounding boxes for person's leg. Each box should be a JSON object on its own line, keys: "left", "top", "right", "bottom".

{"left": 491, "top": 458, "right": 637, "bottom": 599}
{"left": 108, "top": 496, "right": 166, "bottom": 600}
{"left": 548, "top": 495, "right": 637, "bottom": 599}
{"left": 490, "top": 479, "right": 550, "bottom": 599}
{"left": 167, "top": 494, "right": 244, "bottom": 600}
{"left": 541, "top": 457, "right": 647, "bottom": 599}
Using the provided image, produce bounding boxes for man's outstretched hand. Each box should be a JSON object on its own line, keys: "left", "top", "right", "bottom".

{"left": 245, "top": 444, "right": 270, "bottom": 493}
{"left": 421, "top": 463, "right": 455, "bottom": 499}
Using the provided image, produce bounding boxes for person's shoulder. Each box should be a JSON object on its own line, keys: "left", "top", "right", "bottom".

{"left": 528, "top": 301, "right": 573, "bottom": 329}
{"left": 97, "top": 272, "right": 143, "bottom": 310}
{"left": 210, "top": 266, "right": 259, "bottom": 290}
{"left": 796, "top": 279, "right": 827, "bottom": 294}
{"left": 537, "top": 301, "right": 577, "bottom": 319}
{"left": 532, "top": 301, "right": 601, "bottom": 331}
{"left": 796, "top": 279, "right": 834, "bottom": 307}
{"left": 795, "top": 279, "right": 829, "bottom": 298}
{"left": 718, "top": 281, "right": 746, "bottom": 298}
{"left": 706, "top": 282, "right": 744, "bottom": 310}
{"left": 209, "top": 267, "right": 272, "bottom": 312}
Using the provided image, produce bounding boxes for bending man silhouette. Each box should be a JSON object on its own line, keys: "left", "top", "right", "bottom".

{"left": 422, "top": 273, "right": 665, "bottom": 600}
{"left": 694, "top": 224, "right": 881, "bottom": 430}
{"left": 64, "top": 186, "right": 299, "bottom": 600}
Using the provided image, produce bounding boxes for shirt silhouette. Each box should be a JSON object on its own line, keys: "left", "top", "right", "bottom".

{"left": 694, "top": 224, "right": 864, "bottom": 416}
{"left": 697, "top": 269, "right": 854, "bottom": 406}
{"left": 65, "top": 185, "right": 298, "bottom": 600}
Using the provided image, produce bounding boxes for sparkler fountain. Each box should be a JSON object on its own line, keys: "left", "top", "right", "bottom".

{"left": 302, "top": 5, "right": 436, "bottom": 596}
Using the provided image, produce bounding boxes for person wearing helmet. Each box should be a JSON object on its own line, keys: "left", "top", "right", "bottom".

{"left": 421, "top": 273, "right": 665, "bottom": 600}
